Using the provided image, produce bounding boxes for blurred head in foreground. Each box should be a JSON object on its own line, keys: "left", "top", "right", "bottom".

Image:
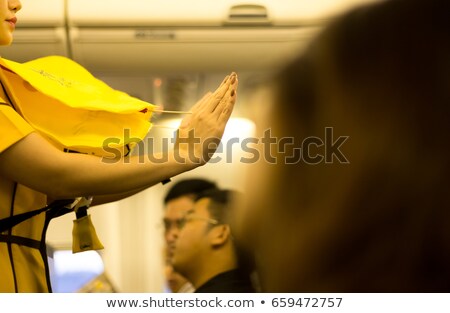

{"left": 243, "top": 0, "right": 450, "bottom": 292}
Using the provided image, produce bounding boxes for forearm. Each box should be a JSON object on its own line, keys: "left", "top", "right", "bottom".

{"left": 0, "top": 132, "right": 195, "bottom": 199}
{"left": 0, "top": 73, "right": 237, "bottom": 201}
{"left": 59, "top": 151, "right": 191, "bottom": 199}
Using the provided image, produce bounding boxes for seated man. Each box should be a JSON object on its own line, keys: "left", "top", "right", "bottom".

{"left": 171, "top": 189, "right": 255, "bottom": 293}
{"left": 163, "top": 178, "right": 217, "bottom": 292}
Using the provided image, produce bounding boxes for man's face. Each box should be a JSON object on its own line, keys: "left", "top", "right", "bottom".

{"left": 163, "top": 196, "right": 196, "bottom": 291}
{"left": 171, "top": 198, "right": 215, "bottom": 276}
{"left": 164, "top": 196, "right": 195, "bottom": 247}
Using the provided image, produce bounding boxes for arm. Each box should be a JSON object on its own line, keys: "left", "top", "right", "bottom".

{"left": 0, "top": 74, "right": 238, "bottom": 201}
{"left": 0, "top": 132, "right": 192, "bottom": 199}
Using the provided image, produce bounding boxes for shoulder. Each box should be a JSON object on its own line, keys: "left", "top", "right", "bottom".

{"left": 0, "top": 104, "right": 34, "bottom": 154}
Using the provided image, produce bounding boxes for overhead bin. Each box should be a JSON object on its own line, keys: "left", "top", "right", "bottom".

{"left": 0, "top": 0, "right": 380, "bottom": 73}
{"left": 68, "top": 27, "right": 320, "bottom": 74}
{"left": 67, "top": 0, "right": 379, "bottom": 27}
{"left": 0, "top": 0, "right": 68, "bottom": 62}
{"left": 67, "top": 0, "right": 379, "bottom": 74}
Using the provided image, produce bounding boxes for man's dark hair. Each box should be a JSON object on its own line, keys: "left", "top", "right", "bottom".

{"left": 164, "top": 179, "right": 217, "bottom": 204}
{"left": 195, "top": 189, "right": 239, "bottom": 224}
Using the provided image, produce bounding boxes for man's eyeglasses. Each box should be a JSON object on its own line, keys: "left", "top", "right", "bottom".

{"left": 179, "top": 214, "right": 219, "bottom": 229}
{"left": 163, "top": 219, "right": 184, "bottom": 232}
{"left": 163, "top": 215, "right": 219, "bottom": 232}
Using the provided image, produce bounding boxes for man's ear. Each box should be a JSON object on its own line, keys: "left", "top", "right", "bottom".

{"left": 210, "top": 224, "right": 231, "bottom": 247}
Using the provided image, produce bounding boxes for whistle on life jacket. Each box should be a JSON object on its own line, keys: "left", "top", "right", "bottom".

{"left": 72, "top": 197, "right": 104, "bottom": 253}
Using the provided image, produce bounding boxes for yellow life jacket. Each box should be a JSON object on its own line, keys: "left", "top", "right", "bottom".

{"left": 0, "top": 56, "right": 155, "bottom": 157}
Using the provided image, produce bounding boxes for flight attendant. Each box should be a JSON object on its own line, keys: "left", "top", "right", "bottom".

{"left": 0, "top": 0, "right": 238, "bottom": 292}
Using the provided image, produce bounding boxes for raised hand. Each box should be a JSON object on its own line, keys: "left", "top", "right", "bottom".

{"left": 175, "top": 72, "right": 238, "bottom": 167}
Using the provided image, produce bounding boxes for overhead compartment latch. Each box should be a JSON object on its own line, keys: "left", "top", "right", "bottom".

{"left": 226, "top": 4, "right": 270, "bottom": 25}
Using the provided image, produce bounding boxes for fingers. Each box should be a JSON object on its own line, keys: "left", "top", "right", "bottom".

{"left": 188, "top": 73, "right": 231, "bottom": 114}
{"left": 216, "top": 77, "right": 238, "bottom": 123}
{"left": 213, "top": 73, "right": 236, "bottom": 107}
{"left": 201, "top": 72, "right": 236, "bottom": 114}
{"left": 185, "top": 72, "right": 237, "bottom": 124}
